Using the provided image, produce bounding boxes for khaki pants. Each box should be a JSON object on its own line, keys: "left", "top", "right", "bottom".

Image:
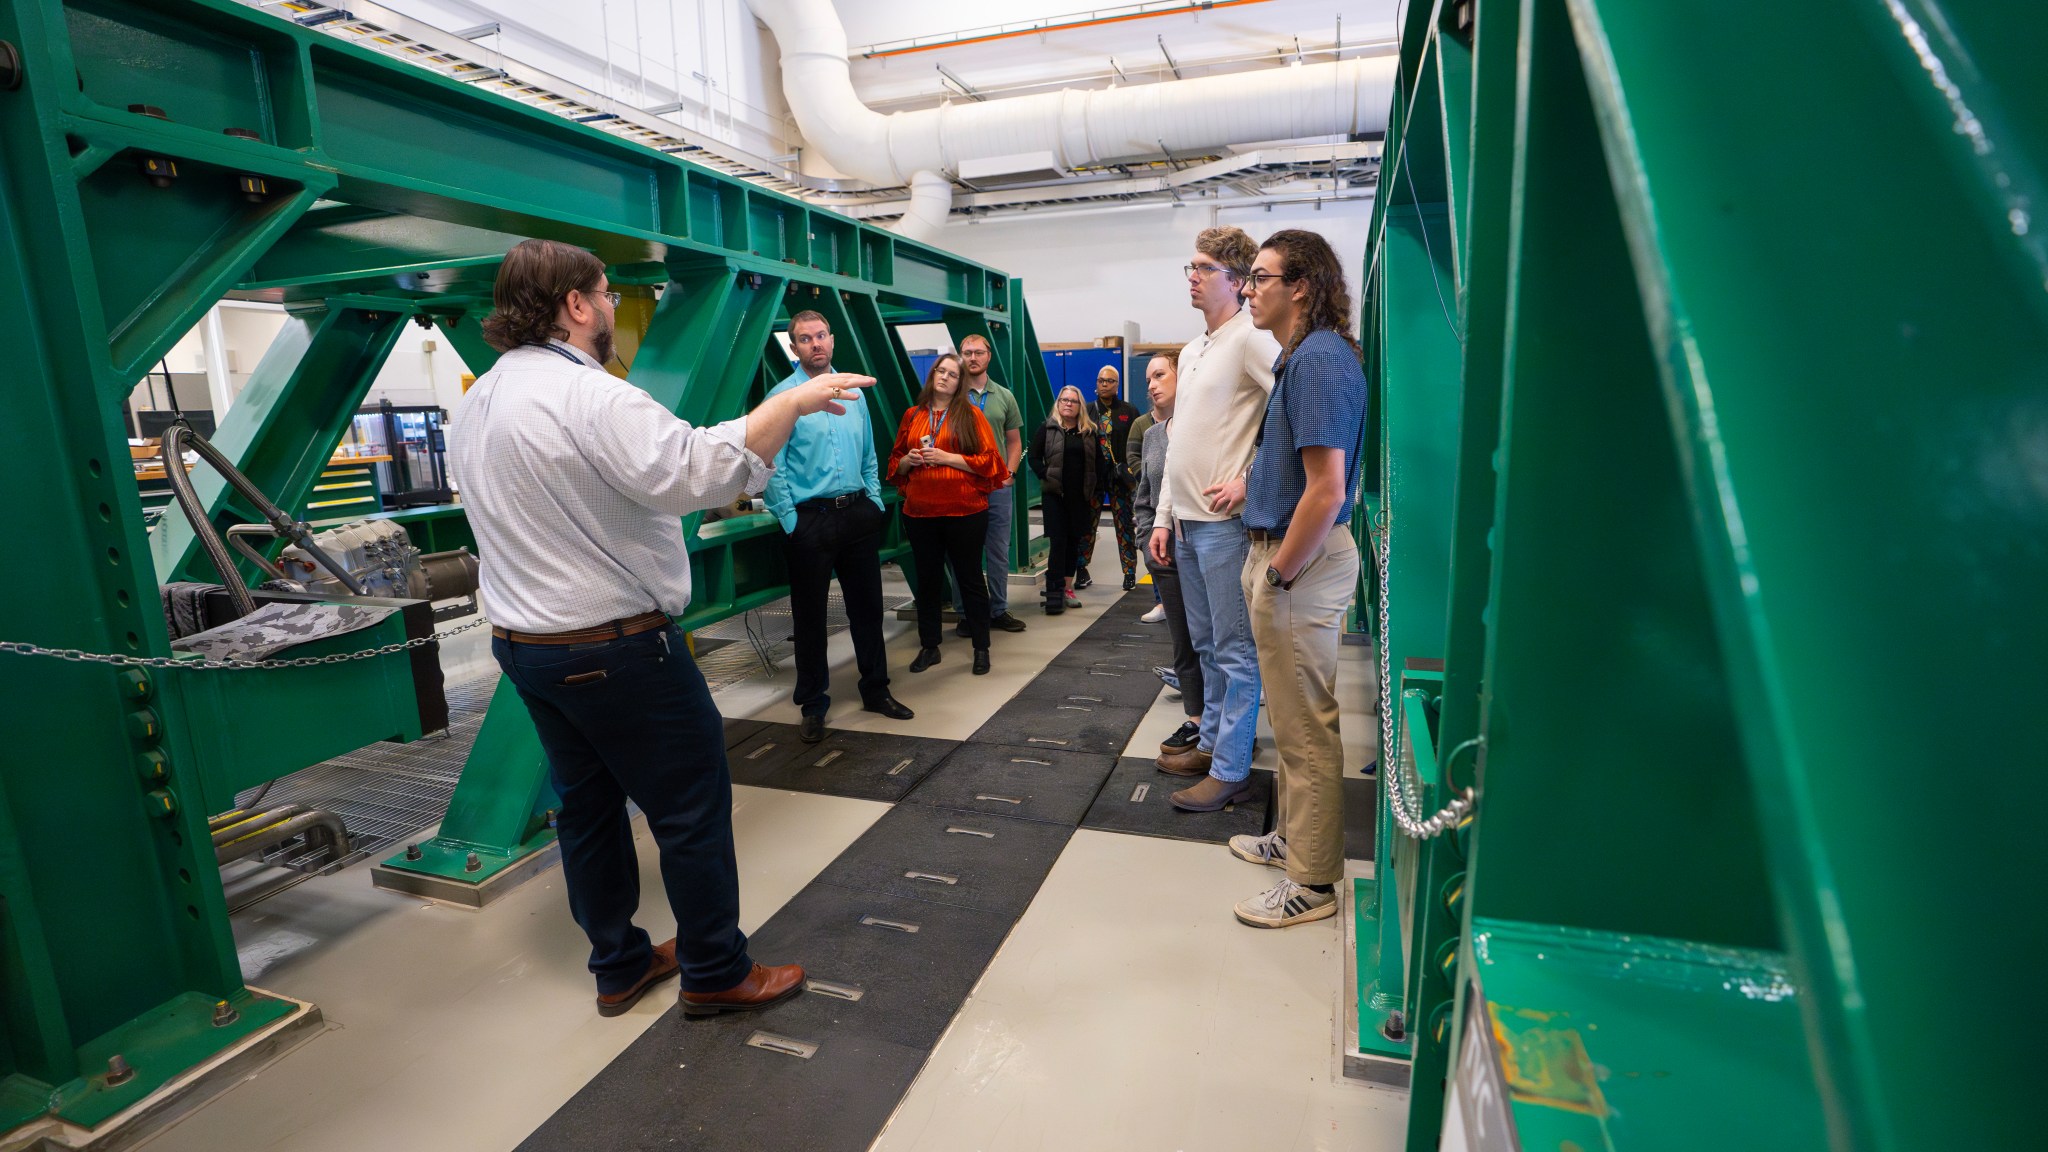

{"left": 1243, "top": 529, "right": 1360, "bottom": 886}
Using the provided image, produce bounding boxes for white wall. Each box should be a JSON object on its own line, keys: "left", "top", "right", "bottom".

{"left": 373, "top": 323, "right": 476, "bottom": 414}
{"left": 933, "top": 198, "right": 1376, "bottom": 347}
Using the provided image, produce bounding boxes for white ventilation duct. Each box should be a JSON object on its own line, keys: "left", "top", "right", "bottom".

{"left": 747, "top": 0, "right": 1396, "bottom": 234}
{"left": 892, "top": 169, "right": 955, "bottom": 243}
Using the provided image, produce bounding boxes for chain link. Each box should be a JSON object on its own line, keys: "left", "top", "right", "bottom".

{"left": 1373, "top": 508, "right": 1475, "bottom": 840}
{"left": 0, "top": 617, "right": 492, "bottom": 671}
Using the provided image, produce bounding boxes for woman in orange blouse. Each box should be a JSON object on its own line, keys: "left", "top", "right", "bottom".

{"left": 888, "top": 353, "right": 1010, "bottom": 675}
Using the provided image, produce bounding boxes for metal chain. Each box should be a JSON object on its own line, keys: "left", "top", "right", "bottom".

{"left": 0, "top": 617, "right": 492, "bottom": 671}
{"left": 1373, "top": 509, "right": 1475, "bottom": 839}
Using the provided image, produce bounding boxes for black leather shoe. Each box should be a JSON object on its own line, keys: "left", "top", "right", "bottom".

{"left": 1073, "top": 567, "right": 1093, "bottom": 590}
{"left": 991, "top": 612, "right": 1027, "bottom": 633}
{"left": 863, "top": 695, "right": 914, "bottom": 720}
{"left": 909, "top": 647, "right": 941, "bottom": 673}
{"left": 972, "top": 649, "right": 991, "bottom": 675}
{"left": 798, "top": 714, "right": 825, "bottom": 743}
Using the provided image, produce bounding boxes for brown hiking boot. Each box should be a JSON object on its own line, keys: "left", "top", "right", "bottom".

{"left": 1155, "top": 745, "right": 1213, "bottom": 777}
{"left": 1170, "top": 774, "right": 1254, "bottom": 813}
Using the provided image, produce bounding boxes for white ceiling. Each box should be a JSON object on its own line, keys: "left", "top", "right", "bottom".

{"left": 255, "top": 1, "right": 1397, "bottom": 218}
{"left": 838, "top": 0, "right": 1397, "bottom": 111}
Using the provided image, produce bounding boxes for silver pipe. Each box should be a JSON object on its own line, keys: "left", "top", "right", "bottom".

{"left": 210, "top": 805, "right": 306, "bottom": 848}
{"left": 215, "top": 809, "right": 350, "bottom": 867}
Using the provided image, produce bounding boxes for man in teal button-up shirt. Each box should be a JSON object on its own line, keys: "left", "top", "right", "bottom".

{"left": 765, "top": 311, "right": 912, "bottom": 740}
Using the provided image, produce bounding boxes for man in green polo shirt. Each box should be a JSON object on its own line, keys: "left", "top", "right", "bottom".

{"left": 954, "top": 333, "right": 1028, "bottom": 632}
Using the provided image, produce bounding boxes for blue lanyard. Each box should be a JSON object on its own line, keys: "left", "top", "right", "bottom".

{"left": 968, "top": 389, "right": 987, "bottom": 410}
{"left": 928, "top": 406, "right": 949, "bottom": 440}
{"left": 542, "top": 343, "right": 582, "bottom": 365}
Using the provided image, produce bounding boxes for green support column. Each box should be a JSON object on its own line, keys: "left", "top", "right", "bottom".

{"left": 373, "top": 261, "right": 792, "bottom": 903}
{"left": 154, "top": 304, "right": 409, "bottom": 585}
{"left": 3, "top": 0, "right": 1063, "bottom": 1140}
{"left": 1399, "top": 3, "right": 1516, "bottom": 1146}
{"left": 0, "top": 0, "right": 314, "bottom": 1132}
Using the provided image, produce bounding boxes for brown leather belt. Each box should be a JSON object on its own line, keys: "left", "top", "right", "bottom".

{"left": 1247, "top": 529, "right": 1284, "bottom": 544}
{"left": 492, "top": 609, "right": 671, "bottom": 646}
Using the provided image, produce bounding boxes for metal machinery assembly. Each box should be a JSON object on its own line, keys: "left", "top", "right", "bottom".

{"left": 0, "top": 0, "right": 1053, "bottom": 1146}
{"left": 1358, "top": 2, "right": 2043, "bottom": 1150}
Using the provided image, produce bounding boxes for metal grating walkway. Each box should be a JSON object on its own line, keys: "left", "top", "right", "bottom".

{"left": 227, "top": 593, "right": 862, "bottom": 869}
{"left": 233, "top": 675, "right": 499, "bottom": 867}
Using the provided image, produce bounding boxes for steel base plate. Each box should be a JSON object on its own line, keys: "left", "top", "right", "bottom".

{"left": 370, "top": 834, "right": 565, "bottom": 909}
{"left": 0, "top": 991, "right": 324, "bottom": 1152}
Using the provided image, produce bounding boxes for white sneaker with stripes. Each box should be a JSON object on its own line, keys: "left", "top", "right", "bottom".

{"left": 1228, "top": 829, "right": 1287, "bottom": 868}
{"left": 1233, "top": 877, "right": 1337, "bottom": 929}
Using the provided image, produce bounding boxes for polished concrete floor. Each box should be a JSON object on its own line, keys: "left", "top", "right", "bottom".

{"left": 144, "top": 531, "right": 1403, "bottom": 1152}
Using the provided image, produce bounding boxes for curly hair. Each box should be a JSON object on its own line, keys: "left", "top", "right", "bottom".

{"left": 1194, "top": 226, "right": 1257, "bottom": 281}
{"left": 481, "top": 239, "right": 606, "bottom": 353}
{"left": 1258, "top": 229, "right": 1359, "bottom": 358}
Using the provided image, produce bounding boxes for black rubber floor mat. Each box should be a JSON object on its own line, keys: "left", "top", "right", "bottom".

{"left": 751, "top": 731, "right": 959, "bottom": 803}
{"left": 1043, "top": 642, "right": 1163, "bottom": 672}
{"left": 809, "top": 802, "right": 1072, "bottom": 919}
{"left": 1080, "top": 757, "right": 1274, "bottom": 845}
{"left": 969, "top": 698, "right": 1151, "bottom": 756}
{"left": 515, "top": 1008, "right": 924, "bottom": 1152}
{"left": 722, "top": 716, "right": 769, "bottom": 750}
{"left": 904, "top": 742, "right": 1118, "bottom": 827}
{"left": 519, "top": 885, "right": 1018, "bottom": 1152}
{"left": 1059, "top": 634, "right": 1178, "bottom": 663}
{"left": 741, "top": 883, "right": 1019, "bottom": 1052}
{"left": 1009, "top": 667, "right": 1167, "bottom": 711}
{"left": 726, "top": 723, "right": 815, "bottom": 785}
{"left": 1076, "top": 614, "right": 1178, "bottom": 645}
{"left": 1344, "top": 773, "right": 1378, "bottom": 862}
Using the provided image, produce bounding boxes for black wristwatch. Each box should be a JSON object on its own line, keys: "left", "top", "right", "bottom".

{"left": 1265, "top": 565, "right": 1293, "bottom": 591}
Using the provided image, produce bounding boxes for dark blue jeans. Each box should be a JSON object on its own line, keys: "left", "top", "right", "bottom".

{"left": 493, "top": 626, "right": 753, "bottom": 996}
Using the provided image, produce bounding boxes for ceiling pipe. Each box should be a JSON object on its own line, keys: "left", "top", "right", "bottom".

{"left": 891, "top": 170, "right": 955, "bottom": 243}
{"left": 746, "top": 0, "right": 1396, "bottom": 236}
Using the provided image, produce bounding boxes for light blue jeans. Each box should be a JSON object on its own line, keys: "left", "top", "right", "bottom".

{"left": 1175, "top": 517, "right": 1260, "bottom": 782}
{"left": 951, "top": 482, "right": 1015, "bottom": 616}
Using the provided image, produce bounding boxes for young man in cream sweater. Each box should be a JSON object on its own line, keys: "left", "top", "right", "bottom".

{"left": 1148, "top": 227, "right": 1282, "bottom": 811}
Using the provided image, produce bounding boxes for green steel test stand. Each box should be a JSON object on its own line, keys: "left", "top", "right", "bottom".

{"left": 0, "top": 0, "right": 1053, "bottom": 1144}
{"left": 1358, "top": 2, "right": 2045, "bottom": 1150}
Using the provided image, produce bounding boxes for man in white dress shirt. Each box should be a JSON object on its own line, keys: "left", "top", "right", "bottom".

{"left": 450, "top": 239, "right": 872, "bottom": 1018}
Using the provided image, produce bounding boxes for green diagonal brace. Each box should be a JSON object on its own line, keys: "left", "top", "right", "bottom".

{"left": 153, "top": 305, "right": 408, "bottom": 585}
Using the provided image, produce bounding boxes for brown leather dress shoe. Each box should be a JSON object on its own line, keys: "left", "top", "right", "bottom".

{"left": 596, "top": 938, "right": 680, "bottom": 1017}
{"left": 1156, "top": 745, "right": 1214, "bottom": 777}
{"left": 1170, "top": 774, "right": 1254, "bottom": 813}
{"left": 680, "top": 962, "right": 806, "bottom": 1018}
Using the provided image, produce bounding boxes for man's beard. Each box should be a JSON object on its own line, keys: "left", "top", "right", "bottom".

{"left": 592, "top": 311, "right": 616, "bottom": 366}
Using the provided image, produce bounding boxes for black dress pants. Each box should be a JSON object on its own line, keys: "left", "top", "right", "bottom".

{"left": 494, "top": 626, "right": 752, "bottom": 995}
{"left": 1147, "top": 553, "right": 1204, "bottom": 719}
{"left": 783, "top": 498, "right": 890, "bottom": 717}
{"left": 906, "top": 511, "right": 990, "bottom": 650}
